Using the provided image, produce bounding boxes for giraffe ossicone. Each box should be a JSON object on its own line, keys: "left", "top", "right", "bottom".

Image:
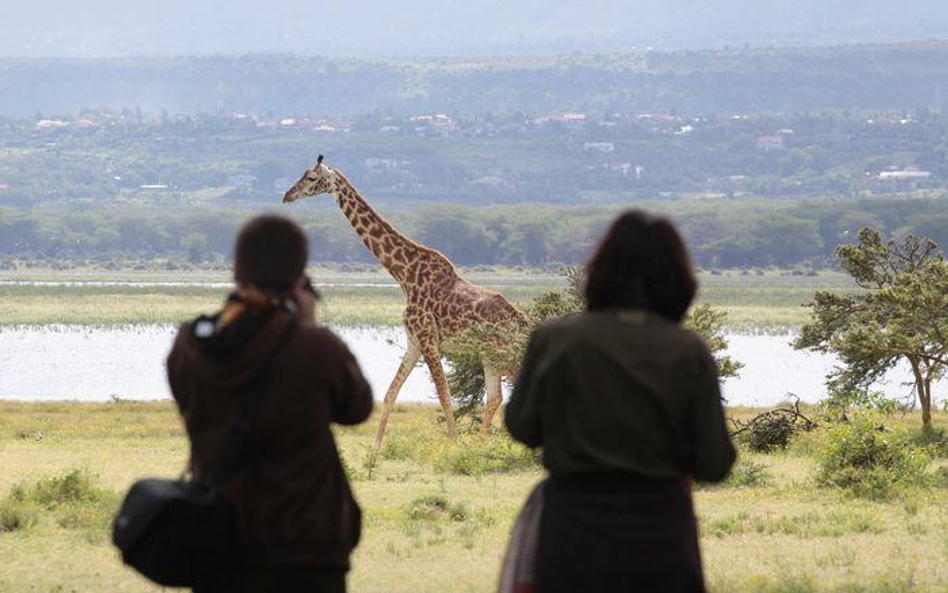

{"left": 283, "top": 157, "right": 529, "bottom": 450}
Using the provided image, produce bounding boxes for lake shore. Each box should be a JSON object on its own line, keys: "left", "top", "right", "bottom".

{"left": 0, "top": 401, "right": 945, "bottom": 593}
{"left": 0, "top": 268, "right": 858, "bottom": 329}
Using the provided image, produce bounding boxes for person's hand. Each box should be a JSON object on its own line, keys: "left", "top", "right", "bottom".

{"left": 292, "top": 276, "right": 318, "bottom": 327}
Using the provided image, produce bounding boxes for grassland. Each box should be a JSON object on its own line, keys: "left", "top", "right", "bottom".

{"left": 0, "top": 402, "right": 946, "bottom": 593}
{"left": 0, "top": 268, "right": 857, "bottom": 328}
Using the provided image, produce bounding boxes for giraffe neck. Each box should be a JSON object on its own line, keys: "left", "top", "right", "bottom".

{"left": 329, "top": 171, "right": 434, "bottom": 287}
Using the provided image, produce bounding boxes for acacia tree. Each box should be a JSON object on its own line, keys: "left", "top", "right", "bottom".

{"left": 795, "top": 228, "right": 948, "bottom": 432}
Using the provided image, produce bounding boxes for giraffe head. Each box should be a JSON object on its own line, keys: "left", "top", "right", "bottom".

{"left": 283, "top": 155, "right": 338, "bottom": 203}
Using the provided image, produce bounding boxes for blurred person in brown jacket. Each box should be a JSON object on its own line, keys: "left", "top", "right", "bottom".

{"left": 167, "top": 215, "right": 373, "bottom": 593}
{"left": 505, "top": 210, "right": 735, "bottom": 593}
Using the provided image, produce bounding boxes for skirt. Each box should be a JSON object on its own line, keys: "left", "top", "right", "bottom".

{"left": 537, "top": 472, "right": 705, "bottom": 593}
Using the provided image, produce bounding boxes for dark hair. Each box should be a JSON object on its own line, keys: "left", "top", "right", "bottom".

{"left": 233, "top": 215, "right": 308, "bottom": 291}
{"left": 583, "top": 210, "right": 696, "bottom": 323}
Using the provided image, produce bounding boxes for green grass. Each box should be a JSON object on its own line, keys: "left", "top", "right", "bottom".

{"left": 0, "top": 402, "right": 945, "bottom": 593}
{"left": 0, "top": 268, "right": 856, "bottom": 328}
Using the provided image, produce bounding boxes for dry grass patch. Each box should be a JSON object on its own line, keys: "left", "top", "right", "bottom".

{"left": 0, "top": 402, "right": 946, "bottom": 593}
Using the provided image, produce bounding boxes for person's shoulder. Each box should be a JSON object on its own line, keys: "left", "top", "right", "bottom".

{"left": 665, "top": 323, "right": 707, "bottom": 349}
{"left": 532, "top": 312, "right": 586, "bottom": 341}
{"left": 663, "top": 325, "right": 715, "bottom": 370}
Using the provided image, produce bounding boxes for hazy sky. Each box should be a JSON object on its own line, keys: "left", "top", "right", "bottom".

{"left": 2, "top": 0, "right": 948, "bottom": 57}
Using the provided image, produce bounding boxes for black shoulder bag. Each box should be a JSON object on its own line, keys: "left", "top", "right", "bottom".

{"left": 112, "top": 316, "right": 297, "bottom": 588}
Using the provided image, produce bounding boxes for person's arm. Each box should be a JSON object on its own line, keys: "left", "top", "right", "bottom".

{"left": 327, "top": 335, "right": 374, "bottom": 425}
{"left": 505, "top": 328, "right": 549, "bottom": 447}
{"left": 687, "top": 343, "right": 737, "bottom": 482}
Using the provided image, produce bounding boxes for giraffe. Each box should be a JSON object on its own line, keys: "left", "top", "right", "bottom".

{"left": 283, "top": 156, "right": 529, "bottom": 451}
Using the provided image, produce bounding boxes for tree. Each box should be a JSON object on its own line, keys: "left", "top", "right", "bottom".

{"left": 795, "top": 228, "right": 948, "bottom": 432}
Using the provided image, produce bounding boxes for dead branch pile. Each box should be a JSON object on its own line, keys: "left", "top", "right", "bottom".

{"left": 729, "top": 396, "right": 817, "bottom": 452}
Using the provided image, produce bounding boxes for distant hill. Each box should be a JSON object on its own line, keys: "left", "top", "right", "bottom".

{"left": 3, "top": 43, "right": 948, "bottom": 117}
{"left": 2, "top": 0, "right": 948, "bottom": 58}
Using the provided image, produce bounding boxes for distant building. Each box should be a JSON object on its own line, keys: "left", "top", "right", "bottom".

{"left": 365, "top": 158, "right": 411, "bottom": 172}
{"left": 755, "top": 135, "right": 785, "bottom": 150}
{"left": 365, "top": 157, "right": 398, "bottom": 171}
{"left": 227, "top": 173, "right": 258, "bottom": 188}
{"left": 878, "top": 170, "right": 932, "bottom": 180}
{"left": 534, "top": 112, "right": 587, "bottom": 125}
{"left": 583, "top": 142, "right": 615, "bottom": 153}
{"left": 35, "top": 119, "right": 68, "bottom": 130}
{"left": 637, "top": 113, "right": 680, "bottom": 123}
{"left": 140, "top": 184, "right": 169, "bottom": 190}
{"left": 876, "top": 168, "right": 933, "bottom": 191}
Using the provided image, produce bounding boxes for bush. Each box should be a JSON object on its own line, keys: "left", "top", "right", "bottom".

{"left": 0, "top": 501, "right": 38, "bottom": 532}
{"left": 380, "top": 434, "right": 416, "bottom": 461}
{"left": 378, "top": 429, "right": 540, "bottom": 476}
{"left": 817, "top": 415, "right": 932, "bottom": 500}
{"left": 444, "top": 321, "right": 530, "bottom": 421}
{"left": 406, "top": 494, "right": 452, "bottom": 521}
{"left": 5, "top": 468, "right": 116, "bottom": 536}
{"left": 431, "top": 435, "right": 540, "bottom": 477}
{"left": 727, "top": 460, "right": 772, "bottom": 487}
{"left": 697, "top": 458, "right": 772, "bottom": 490}
{"left": 14, "top": 468, "right": 103, "bottom": 507}
{"left": 820, "top": 389, "right": 903, "bottom": 419}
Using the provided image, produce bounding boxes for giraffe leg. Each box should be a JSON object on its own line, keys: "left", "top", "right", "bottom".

{"left": 373, "top": 341, "right": 421, "bottom": 454}
{"left": 481, "top": 365, "right": 502, "bottom": 434}
{"left": 419, "top": 342, "right": 458, "bottom": 440}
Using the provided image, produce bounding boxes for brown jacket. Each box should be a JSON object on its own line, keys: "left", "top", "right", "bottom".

{"left": 167, "top": 309, "right": 372, "bottom": 569}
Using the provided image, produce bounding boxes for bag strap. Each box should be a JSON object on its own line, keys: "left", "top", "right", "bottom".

{"left": 208, "top": 312, "right": 298, "bottom": 487}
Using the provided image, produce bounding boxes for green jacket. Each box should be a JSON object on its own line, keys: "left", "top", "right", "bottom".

{"left": 506, "top": 310, "right": 736, "bottom": 482}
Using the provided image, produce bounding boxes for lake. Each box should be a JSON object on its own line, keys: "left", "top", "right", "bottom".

{"left": 0, "top": 325, "right": 940, "bottom": 408}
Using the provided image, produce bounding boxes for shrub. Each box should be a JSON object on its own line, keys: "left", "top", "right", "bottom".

{"left": 727, "top": 460, "right": 772, "bottom": 487}
{"left": 0, "top": 501, "right": 38, "bottom": 533}
{"left": 406, "top": 494, "right": 451, "bottom": 521}
{"left": 381, "top": 434, "right": 416, "bottom": 461}
{"left": 54, "top": 495, "right": 118, "bottom": 533}
{"left": 17, "top": 469, "right": 103, "bottom": 507}
{"left": 817, "top": 414, "right": 932, "bottom": 500}
{"left": 820, "top": 389, "right": 904, "bottom": 419}
{"left": 444, "top": 321, "right": 530, "bottom": 421}
{"left": 405, "top": 495, "right": 469, "bottom": 523}
{"left": 432, "top": 435, "right": 540, "bottom": 476}
{"left": 5, "top": 468, "right": 116, "bottom": 535}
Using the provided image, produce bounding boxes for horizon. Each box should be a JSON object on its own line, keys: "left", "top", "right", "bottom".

{"left": 3, "top": 0, "right": 948, "bottom": 59}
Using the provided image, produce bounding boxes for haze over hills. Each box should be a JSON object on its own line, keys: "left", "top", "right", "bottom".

{"left": 2, "top": 43, "right": 948, "bottom": 117}
{"left": 2, "top": 0, "right": 948, "bottom": 58}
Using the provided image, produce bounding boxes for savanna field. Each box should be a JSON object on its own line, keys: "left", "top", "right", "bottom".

{"left": 1, "top": 268, "right": 947, "bottom": 593}
{"left": 0, "top": 403, "right": 946, "bottom": 593}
